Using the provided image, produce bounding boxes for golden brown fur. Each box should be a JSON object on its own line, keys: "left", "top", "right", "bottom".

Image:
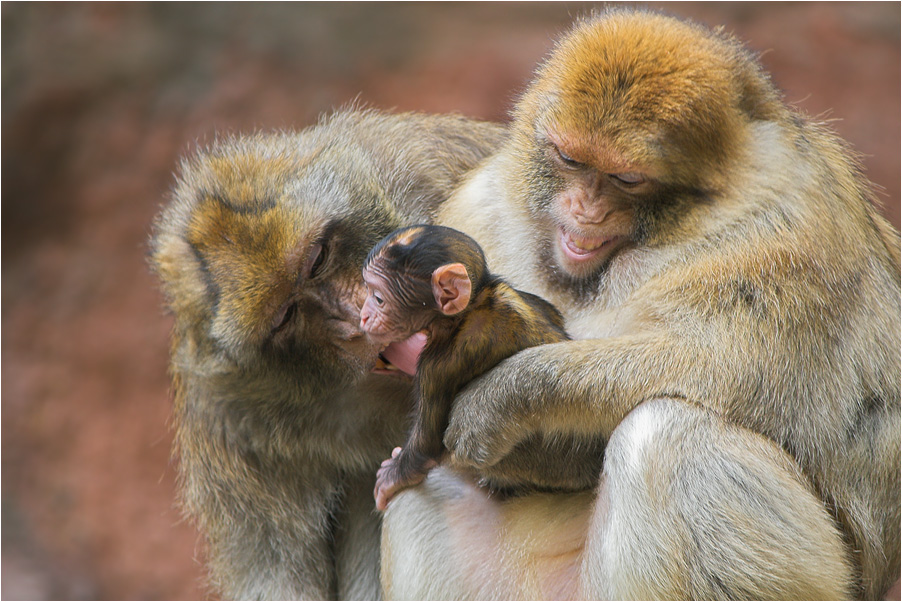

{"left": 363, "top": 225, "right": 587, "bottom": 510}
{"left": 151, "top": 108, "right": 505, "bottom": 599}
{"left": 382, "top": 9, "right": 900, "bottom": 600}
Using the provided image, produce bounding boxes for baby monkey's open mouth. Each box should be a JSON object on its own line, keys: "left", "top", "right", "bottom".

{"left": 373, "top": 351, "right": 403, "bottom": 374}
{"left": 371, "top": 332, "right": 426, "bottom": 377}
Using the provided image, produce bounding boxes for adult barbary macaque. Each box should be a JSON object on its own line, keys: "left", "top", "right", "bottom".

{"left": 359, "top": 225, "right": 570, "bottom": 510}
{"left": 150, "top": 109, "right": 505, "bottom": 599}
{"left": 382, "top": 9, "right": 900, "bottom": 600}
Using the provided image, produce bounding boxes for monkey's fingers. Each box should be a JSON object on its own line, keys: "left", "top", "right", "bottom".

{"left": 375, "top": 460, "right": 397, "bottom": 509}
{"left": 374, "top": 472, "right": 401, "bottom": 511}
{"left": 375, "top": 461, "right": 432, "bottom": 511}
{"left": 374, "top": 483, "right": 394, "bottom": 512}
{"left": 391, "top": 446, "right": 403, "bottom": 458}
{"left": 375, "top": 476, "right": 415, "bottom": 511}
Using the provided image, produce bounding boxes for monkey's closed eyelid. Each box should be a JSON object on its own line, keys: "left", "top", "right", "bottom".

{"left": 609, "top": 172, "right": 645, "bottom": 185}
{"left": 271, "top": 301, "right": 297, "bottom": 333}
{"left": 305, "top": 242, "right": 326, "bottom": 278}
{"left": 550, "top": 143, "right": 584, "bottom": 168}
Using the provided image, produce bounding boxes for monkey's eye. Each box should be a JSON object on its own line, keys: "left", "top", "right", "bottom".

{"left": 553, "top": 145, "right": 584, "bottom": 168}
{"left": 609, "top": 172, "right": 646, "bottom": 187}
{"left": 272, "top": 301, "right": 297, "bottom": 333}
{"left": 306, "top": 242, "right": 327, "bottom": 279}
{"left": 372, "top": 291, "right": 384, "bottom": 306}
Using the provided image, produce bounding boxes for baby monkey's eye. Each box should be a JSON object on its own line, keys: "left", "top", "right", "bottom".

{"left": 373, "top": 291, "right": 384, "bottom": 306}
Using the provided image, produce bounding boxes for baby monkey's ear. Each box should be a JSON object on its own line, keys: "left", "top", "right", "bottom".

{"left": 431, "top": 263, "right": 471, "bottom": 315}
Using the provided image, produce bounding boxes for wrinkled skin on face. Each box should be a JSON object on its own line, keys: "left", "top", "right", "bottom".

{"left": 360, "top": 265, "right": 430, "bottom": 346}
{"left": 360, "top": 260, "right": 435, "bottom": 377}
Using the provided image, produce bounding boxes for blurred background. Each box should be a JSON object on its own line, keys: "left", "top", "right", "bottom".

{"left": 2, "top": 2, "right": 898, "bottom": 599}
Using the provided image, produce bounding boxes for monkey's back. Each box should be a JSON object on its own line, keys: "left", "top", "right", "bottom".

{"left": 484, "top": 280, "right": 570, "bottom": 346}
{"left": 420, "top": 278, "right": 568, "bottom": 403}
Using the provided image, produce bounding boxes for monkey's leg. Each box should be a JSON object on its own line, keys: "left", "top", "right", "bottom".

{"left": 381, "top": 467, "right": 510, "bottom": 599}
{"left": 383, "top": 398, "right": 853, "bottom": 600}
{"left": 382, "top": 398, "right": 853, "bottom": 600}
{"left": 376, "top": 389, "right": 453, "bottom": 510}
{"left": 382, "top": 463, "right": 607, "bottom": 600}
{"left": 382, "top": 466, "right": 596, "bottom": 600}
{"left": 581, "top": 397, "right": 853, "bottom": 600}
{"left": 474, "top": 433, "right": 606, "bottom": 492}
{"left": 375, "top": 448, "right": 438, "bottom": 511}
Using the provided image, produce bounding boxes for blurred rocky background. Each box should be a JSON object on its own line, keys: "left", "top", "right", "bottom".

{"left": 2, "top": 2, "right": 898, "bottom": 599}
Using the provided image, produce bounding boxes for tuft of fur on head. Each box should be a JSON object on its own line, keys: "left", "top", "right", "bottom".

{"left": 366, "top": 225, "right": 490, "bottom": 310}
{"left": 511, "top": 8, "right": 784, "bottom": 192}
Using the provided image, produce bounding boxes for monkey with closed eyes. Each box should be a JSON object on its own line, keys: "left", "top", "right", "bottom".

{"left": 359, "top": 224, "right": 570, "bottom": 511}
{"left": 381, "top": 9, "right": 900, "bottom": 600}
{"left": 150, "top": 108, "right": 507, "bottom": 599}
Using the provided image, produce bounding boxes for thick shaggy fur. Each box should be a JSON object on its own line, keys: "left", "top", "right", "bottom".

{"left": 151, "top": 109, "right": 505, "bottom": 599}
{"left": 382, "top": 9, "right": 900, "bottom": 600}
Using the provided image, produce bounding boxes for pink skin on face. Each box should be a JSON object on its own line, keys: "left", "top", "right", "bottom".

{"left": 546, "top": 131, "right": 642, "bottom": 275}
{"left": 360, "top": 269, "right": 426, "bottom": 376}
{"left": 554, "top": 185, "right": 628, "bottom": 273}
{"left": 555, "top": 221, "right": 631, "bottom": 278}
{"left": 380, "top": 332, "right": 426, "bottom": 376}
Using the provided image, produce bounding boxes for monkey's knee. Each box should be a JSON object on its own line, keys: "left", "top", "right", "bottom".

{"left": 582, "top": 398, "right": 853, "bottom": 600}
{"left": 381, "top": 466, "right": 512, "bottom": 600}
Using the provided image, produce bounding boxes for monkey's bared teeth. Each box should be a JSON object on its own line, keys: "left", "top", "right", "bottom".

{"left": 563, "top": 231, "right": 608, "bottom": 253}
{"left": 560, "top": 230, "right": 621, "bottom": 264}
{"left": 374, "top": 354, "right": 400, "bottom": 372}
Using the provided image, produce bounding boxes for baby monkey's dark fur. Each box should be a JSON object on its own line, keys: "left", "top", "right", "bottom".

{"left": 362, "top": 225, "right": 570, "bottom": 509}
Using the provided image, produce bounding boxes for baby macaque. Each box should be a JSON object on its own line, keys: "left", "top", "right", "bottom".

{"left": 360, "top": 225, "right": 569, "bottom": 511}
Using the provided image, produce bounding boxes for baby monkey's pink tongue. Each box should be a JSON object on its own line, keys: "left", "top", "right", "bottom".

{"left": 382, "top": 332, "right": 427, "bottom": 376}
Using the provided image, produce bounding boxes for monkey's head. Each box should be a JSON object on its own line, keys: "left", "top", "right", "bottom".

{"left": 360, "top": 225, "right": 488, "bottom": 345}
{"left": 510, "top": 9, "right": 784, "bottom": 284}
{"left": 152, "top": 129, "right": 403, "bottom": 390}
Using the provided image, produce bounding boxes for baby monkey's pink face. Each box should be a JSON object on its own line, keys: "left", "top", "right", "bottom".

{"left": 359, "top": 266, "right": 421, "bottom": 345}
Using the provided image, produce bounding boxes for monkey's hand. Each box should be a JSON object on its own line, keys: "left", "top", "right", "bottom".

{"left": 443, "top": 345, "right": 561, "bottom": 470}
{"left": 375, "top": 447, "right": 438, "bottom": 511}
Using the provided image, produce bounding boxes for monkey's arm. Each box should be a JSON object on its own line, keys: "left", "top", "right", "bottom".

{"left": 443, "top": 334, "right": 725, "bottom": 470}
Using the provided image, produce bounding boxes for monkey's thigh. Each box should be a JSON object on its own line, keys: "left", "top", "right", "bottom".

{"left": 581, "top": 397, "right": 852, "bottom": 600}
{"left": 381, "top": 466, "right": 595, "bottom": 600}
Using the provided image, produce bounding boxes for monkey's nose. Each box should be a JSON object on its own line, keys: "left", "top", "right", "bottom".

{"left": 572, "top": 204, "right": 611, "bottom": 225}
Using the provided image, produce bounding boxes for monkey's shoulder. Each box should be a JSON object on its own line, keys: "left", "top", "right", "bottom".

{"left": 466, "top": 279, "right": 569, "bottom": 344}
{"left": 419, "top": 280, "right": 567, "bottom": 398}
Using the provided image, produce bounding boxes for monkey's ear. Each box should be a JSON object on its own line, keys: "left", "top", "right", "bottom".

{"left": 431, "top": 263, "right": 471, "bottom": 315}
